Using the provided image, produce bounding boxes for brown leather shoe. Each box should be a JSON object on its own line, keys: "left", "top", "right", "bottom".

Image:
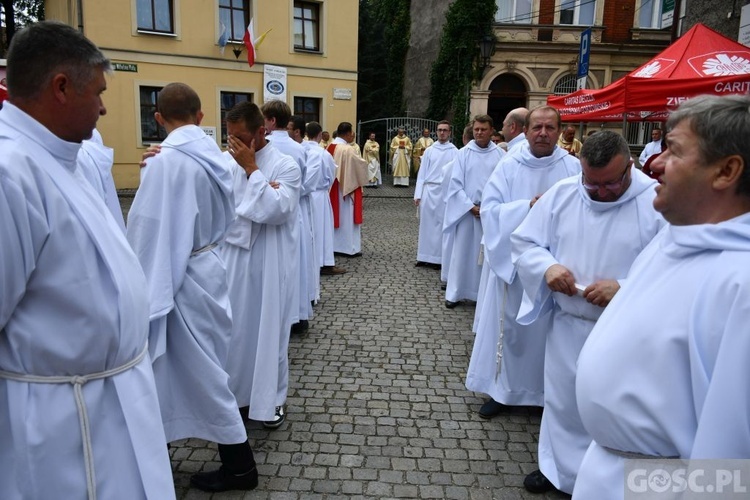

{"left": 321, "top": 266, "right": 347, "bottom": 275}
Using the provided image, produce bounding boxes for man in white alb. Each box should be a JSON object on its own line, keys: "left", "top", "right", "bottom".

{"left": 638, "top": 127, "right": 663, "bottom": 165}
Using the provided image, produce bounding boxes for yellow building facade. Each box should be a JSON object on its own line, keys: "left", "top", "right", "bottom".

{"left": 45, "top": 0, "right": 359, "bottom": 188}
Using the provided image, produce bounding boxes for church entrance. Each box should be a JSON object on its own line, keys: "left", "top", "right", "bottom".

{"left": 487, "top": 74, "right": 527, "bottom": 128}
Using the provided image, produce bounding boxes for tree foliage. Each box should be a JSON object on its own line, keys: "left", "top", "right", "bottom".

{"left": 426, "top": 0, "right": 496, "bottom": 138}
{"left": 357, "top": 0, "right": 410, "bottom": 122}
{"left": 1, "top": 0, "right": 44, "bottom": 57}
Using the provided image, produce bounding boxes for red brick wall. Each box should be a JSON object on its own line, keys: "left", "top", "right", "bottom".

{"left": 602, "top": 0, "right": 636, "bottom": 43}
{"left": 539, "top": 0, "right": 556, "bottom": 25}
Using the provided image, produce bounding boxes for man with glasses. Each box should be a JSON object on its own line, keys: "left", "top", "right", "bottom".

{"left": 414, "top": 120, "right": 458, "bottom": 268}
{"left": 509, "top": 131, "right": 664, "bottom": 494}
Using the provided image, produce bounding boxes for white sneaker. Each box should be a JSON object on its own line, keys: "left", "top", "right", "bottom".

{"left": 262, "top": 406, "right": 285, "bottom": 429}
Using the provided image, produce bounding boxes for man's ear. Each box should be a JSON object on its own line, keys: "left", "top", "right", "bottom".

{"left": 196, "top": 110, "right": 204, "bottom": 126}
{"left": 51, "top": 73, "right": 70, "bottom": 104}
{"left": 713, "top": 155, "right": 745, "bottom": 193}
{"left": 154, "top": 112, "right": 166, "bottom": 127}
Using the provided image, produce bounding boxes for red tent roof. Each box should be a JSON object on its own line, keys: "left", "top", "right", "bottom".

{"left": 547, "top": 23, "right": 750, "bottom": 122}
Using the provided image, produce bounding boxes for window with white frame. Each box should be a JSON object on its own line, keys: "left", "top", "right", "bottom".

{"left": 219, "top": 0, "right": 250, "bottom": 41}
{"left": 294, "top": 96, "right": 321, "bottom": 124}
{"left": 137, "top": 0, "right": 174, "bottom": 33}
{"left": 293, "top": 1, "right": 320, "bottom": 52}
{"left": 495, "top": 0, "right": 532, "bottom": 24}
{"left": 140, "top": 86, "right": 167, "bottom": 143}
{"left": 559, "top": 0, "right": 595, "bottom": 25}
{"left": 638, "top": 0, "right": 662, "bottom": 28}
{"left": 220, "top": 91, "right": 253, "bottom": 143}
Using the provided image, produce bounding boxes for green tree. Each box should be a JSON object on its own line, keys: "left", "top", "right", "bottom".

{"left": 357, "top": 0, "right": 410, "bottom": 122}
{"left": 1, "top": 0, "right": 44, "bottom": 56}
{"left": 426, "top": 0, "right": 496, "bottom": 142}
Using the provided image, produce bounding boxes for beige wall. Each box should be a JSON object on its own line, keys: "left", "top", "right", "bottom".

{"left": 45, "top": 0, "right": 359, "bottom": 188}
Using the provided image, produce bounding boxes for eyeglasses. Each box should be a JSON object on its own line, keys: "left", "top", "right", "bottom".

{"left": 437, "top": 128, "right": 450, "bottom": 132}
{"left": 582, "top": 164, "right": 630, "bottom": 192}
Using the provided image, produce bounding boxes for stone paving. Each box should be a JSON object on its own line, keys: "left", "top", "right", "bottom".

{"left": 120, "top": 179, "right": 569, "bottom": 500}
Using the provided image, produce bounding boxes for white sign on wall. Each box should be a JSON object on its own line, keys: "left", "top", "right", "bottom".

{"left": 263, "top": 64, "right": 287, "bottom": 103}
{"left": 740, "top": 4, "right": 750, "bottom": 47}
{"left": 201, "top": 126, "right": 217, "bottom": 143}
{"left": 333, "top": 88, "right": 352, "bottom": 100}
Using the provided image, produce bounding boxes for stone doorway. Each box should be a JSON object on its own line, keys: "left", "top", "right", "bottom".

{"left": 487, "top": 74, "right": 527, "bottom": 128}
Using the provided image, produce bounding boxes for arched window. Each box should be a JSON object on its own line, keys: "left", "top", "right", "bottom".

{"left": 553, "top": 73, "right": 594, "bottom": 95}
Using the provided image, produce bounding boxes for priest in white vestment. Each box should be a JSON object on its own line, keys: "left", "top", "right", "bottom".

{"left": 466, "top": 106, "right": 580, "bottom": 418}
{"left": 500, "top": 107, "right": 529, "bottom": 156}
{"left": 414, "top": 120, "right": 458, "bottom": 267}
{"left": 127, "top": 84, "right": 257, "bottom": 492}
{"left": 441, "top": 125, "right": 473, "bottom": 285}
{"left": 0, "top": 22, "right": 175, "bottom": 500}
{"left": 638, "top": 127, "right": 663, "bottom": 165}
{"left": 443, "top": 115, "right": 505, "bottom": 307}
{"left": 327, "top": 122, "right": 369, "bottom": 256}
{"left": 304, "top": 122, "right": 340, "bottom": 273}
{"left": 78, "top": 129, "right": 125, "bottom": 232}
{"left": 221, "top": 102, "right": 301, "bottom": 430}
{"left": 510, "top": 132, "right": 664, "bottom": 494}
{"left": 574, "top": 95, "right": 750, "bottom": 500}
{"left": 263, "top": 101, "right": 307, "bottom": 332}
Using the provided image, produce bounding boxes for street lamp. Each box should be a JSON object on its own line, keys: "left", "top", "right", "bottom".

{"left": 479, "top": 34, "right": 495, "bottom": 71}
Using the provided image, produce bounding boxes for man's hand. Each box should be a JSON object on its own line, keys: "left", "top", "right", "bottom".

{"left": 545, "top": 264, "right": 576, "bottom": 296}
{"left": 228, "top": 135, "right": 258, "bottom": 177}
{"left": 583, "top": 280, "right": 620, "bottom": 307}
{"left": 414, "top": 199, "right": 421, "bottom": 207}
{"left": 470, "top": 205, "right": 481, "bottom": 218}
{"left": 529, "top": 194, "right": 542, "bottom": 208}
{"left": 139, "top": 144, "right": 162, "bottom": 168}
{"left": 269, "top": 181, "right": 280, "bottom": 190}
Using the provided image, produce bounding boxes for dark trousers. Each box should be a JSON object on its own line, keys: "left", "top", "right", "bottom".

{"left": 218, "top": 441, "right": 256, "bottom": 474}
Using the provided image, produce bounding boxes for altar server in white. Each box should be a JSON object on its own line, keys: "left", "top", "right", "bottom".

{"left": 0, "top": 21, "right": 174, "bottom": 500}
{"left": 466, "top": 106, "right": 580, "bottom": 418}
{"left": 304, "top": 121, "right": 343, "bottom": 274}
{"left": 222, "top": 101, "right": 301, "bottom": 429}
{"left": 414, "top": 120, "right": 458, "bottom": 267}
{"left": 262, "top": 101, "right": 306, "bottom": 333}
{"left": 574, "top": 94, "right": 750, "bottom": 500}
{"left": 443, "top": 115, "right": 505, "bottom": 307}
{"left": 127, "top": 83, "right": 257, "bottom": 492}
{"left": 511, "top": 131, "right": 664, "bottom": 494}
{"left": 441, "top": 125, "right": 473, "bottom": 285}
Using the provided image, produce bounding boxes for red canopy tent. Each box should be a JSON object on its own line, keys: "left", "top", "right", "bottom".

{"left": 0, "top": 83, "right": 7, "bottom": 105}
{"left": 547, "top": 23, "right": 750, "bottom": 122}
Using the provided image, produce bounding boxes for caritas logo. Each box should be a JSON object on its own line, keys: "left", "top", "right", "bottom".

{"left": 688, "top": 51, "right": 750, "bottom": 76}
{"left": 632, "top": 58, "right": 676, "bottom": 78}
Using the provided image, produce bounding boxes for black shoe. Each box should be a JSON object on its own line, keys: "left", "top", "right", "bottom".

{"left": 440, "top": 283, "right": 447, "bottom": 290}
{"left": 190, "top": 466, "right": 258, "bottom": 492}
{"left": 415, "top": 261, "right": 426, "bottom": 267}
{"left": 290, "top": 320, "right": 309, "bottom": 336}
{"left": 428, "top": 263, "right": 442, "bottom": 270}
{"left": 262, "top": 406, "right": 286, "bottom": 429}
{"left": 445, "top": 300, "right": 459, "bottom": 309}
{"left": 524, "top": 469, "right": 556, "bottom": 494}
{"left": 478, "top": 398, "right": 507, "bottom": 419}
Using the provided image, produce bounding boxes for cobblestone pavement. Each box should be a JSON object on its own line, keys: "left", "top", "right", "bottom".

{"left": 120, "top": 180, "right": 568, "bottom": 500}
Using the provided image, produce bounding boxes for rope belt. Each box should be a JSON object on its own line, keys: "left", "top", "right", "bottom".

{"left": 603, "top": 446, "right": 679, "bottom": 460}
{"left": 191, "top": 242, "right": 218, "bottom": 257}
{"left": 495, "top": 281, "right": 509, "bottom": 381}
{"left": 0, "top": 344, "right": 149, "bottom": 500}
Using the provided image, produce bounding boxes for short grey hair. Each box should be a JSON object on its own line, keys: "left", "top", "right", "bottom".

{"left": 7, "top": 21, "right": 110, "bottom": 101}
{"left": 667, "top": 94, "right": 750, "bottom": 196}
{"left": 579, "top": 131, "right": 631, "bottom": 169}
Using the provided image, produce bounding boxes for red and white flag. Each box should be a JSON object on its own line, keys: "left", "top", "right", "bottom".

{"left": 242, "top": 18, "right": 272, "bottom": 68}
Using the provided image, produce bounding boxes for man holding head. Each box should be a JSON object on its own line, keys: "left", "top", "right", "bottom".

{"left": 443, "top": 115, "right": 505, "bottom": 307}
{"left": 510, "top": 131, "right": 664, "bottom": 494}
{"left": 222, "top": 102, "right": 301, "bottom": 430}
{"left": 414, "top": 120, "right": 458, "bottom": 268}
{"left": 0, "top": 21, "right": 174, "bottom": 499}
{"left": 573, "top": 95, "right": 750, "bottom": 499}
{"left": 327, "top": 121, "right": 369, "bottom": 256}
{"left": 466, "top": 106, "right": 580, "bottom": 419}
{"left": 127, "top": 83, "right": 257, "bottom": 492}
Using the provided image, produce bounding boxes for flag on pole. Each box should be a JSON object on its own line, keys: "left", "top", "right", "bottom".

{"left": 218, "top": 22, "right": 228, "bottom": 54}
{"left": 242, "top": 18, "right": 272, "bottom": 68}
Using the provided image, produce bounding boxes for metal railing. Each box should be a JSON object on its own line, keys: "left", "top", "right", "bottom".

{"left": 357, "top": 117, "right": 441, "bottom": 174}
